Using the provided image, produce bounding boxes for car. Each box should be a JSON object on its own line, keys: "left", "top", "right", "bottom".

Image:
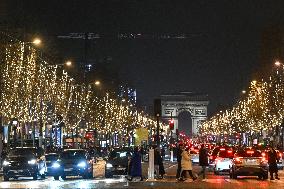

{"left": 230, "top": 147, "right": 268, "bottom": 180}
{"left": 276, "top": 150, "right": 284, "bottom": 170}
{"left": 105, "top": 148, "right": 132, "bottom": 178}
{"left": 262, "top": 149, "right": 284, "bottom": 170}
{"left": 209, "top": 146, "right": 221, "bottom": 166}
{"left": 45, "top": 153, "right": 60, "bottom": 176}
{"left": 190, "top": 147, "right": 199, "bottom": 164}
{"left": 214, "top": 147, "right": 234, "bottom": 175}
{"left": 49, "top": 149, "right": 94, "bottom": 180}
{"left": 2, "top": 147, "right": 46, "bottom": 181}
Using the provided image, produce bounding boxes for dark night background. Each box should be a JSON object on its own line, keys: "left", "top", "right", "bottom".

{"left": 2, "top": 0, "right": 284, "bottom": 116}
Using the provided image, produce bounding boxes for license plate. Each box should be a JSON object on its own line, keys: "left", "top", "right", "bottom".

{"left": 13, "top": 169, "right": 23, "bottom": 173}
{"left": 64, "top": 168, "right": 73, "bottom": 171}
{"left": 116, "top": 167, "right": 126, "bottom": 170}
{"left": 246, "top": 159, "right": 257, "bottom": 165}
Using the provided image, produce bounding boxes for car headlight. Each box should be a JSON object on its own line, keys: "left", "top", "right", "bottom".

{"left": 52, "top": 162, "right": 61, "bottom": 168}
{"left": 77, "top": 161, "right": 87, "bottom": 168}
{"left": 28, "top": 159, "right": 37, "bottom": 165}
{"left": 3, "top": 160, "right": 10, "bottom": 166}
{"left": 106, "top": 163, "right": 113, "bottom": 168}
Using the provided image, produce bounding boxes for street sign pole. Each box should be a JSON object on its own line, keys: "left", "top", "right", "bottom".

{"left": 146, "top": 148, "right": 156, "bottom": 181}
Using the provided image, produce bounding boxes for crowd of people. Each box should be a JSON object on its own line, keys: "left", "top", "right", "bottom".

{"left": 176, "top": 143, "right": 209, "bottom": 181}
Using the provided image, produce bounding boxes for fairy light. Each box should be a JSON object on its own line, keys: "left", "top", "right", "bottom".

{"left": 201, "top": 64, "right": 284, "bottom": 138}
{"left": 0, "top": 34, "right": 162, "bottom": 143}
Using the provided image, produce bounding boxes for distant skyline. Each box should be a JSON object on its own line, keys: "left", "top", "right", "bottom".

{"left": 3, "top": 0, "right": 284, "bottom": 115}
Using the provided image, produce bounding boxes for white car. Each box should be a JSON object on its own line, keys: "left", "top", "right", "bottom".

{"left": 190, "top": 149, "right": 199, "bottom": 164}
{"left": 214, "top": 148, "right": 234, "bottom": 175}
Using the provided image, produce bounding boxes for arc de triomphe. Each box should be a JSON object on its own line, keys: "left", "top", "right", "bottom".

{"left": 160, "top": 92, "right": 209, "bottom": 139}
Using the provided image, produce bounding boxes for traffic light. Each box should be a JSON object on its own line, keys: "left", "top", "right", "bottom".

{"left": 169, "top": 119, "right": 174, "bottom": 130}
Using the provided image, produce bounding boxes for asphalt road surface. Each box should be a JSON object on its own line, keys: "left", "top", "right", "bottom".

{"left": 1, "top": 163, "right": 284, "bottom": 189}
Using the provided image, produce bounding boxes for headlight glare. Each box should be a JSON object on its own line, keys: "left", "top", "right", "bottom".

{"left": 106, "top": 163, "right": 113, "bottom": 168}
{"left": 28, "top": 159, "right": 37, "bottom": 164}
{"left": 77, "top": 161, "right": 87, "bottom": 167}
{"left": 3, "top": 160, "right": 10, "bottom": 166}
{"left": 52, "top": 162, "right": 61, "bottom": 168}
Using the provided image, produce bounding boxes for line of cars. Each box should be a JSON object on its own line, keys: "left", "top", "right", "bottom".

{"left": 2, "top": 147, "right": 96, "bottom": 181}
{"left": 209, "top": 145, "right": 284, "bottom": 180}
{"left": 2, "top": 146, "right": 136, "bottom": 181}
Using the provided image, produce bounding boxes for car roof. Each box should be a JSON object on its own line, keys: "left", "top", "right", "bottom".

{"left": 45, "top": 153, "right": 58, "bottom": 155}
{"left": 63, "top": 149, "right": 86, "bottom": 152}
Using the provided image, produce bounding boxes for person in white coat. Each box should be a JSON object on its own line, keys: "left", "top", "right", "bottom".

{"left": 178, "top": 147, "right": 197, "bottom": 181}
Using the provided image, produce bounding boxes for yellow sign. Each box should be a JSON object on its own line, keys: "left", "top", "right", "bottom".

{"left": 135, "top": 128, "right": 148, "bottom": 146}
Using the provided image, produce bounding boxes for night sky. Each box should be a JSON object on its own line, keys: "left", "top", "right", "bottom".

{"left": 3, "top": 0, "right": 284, "bottom": 115}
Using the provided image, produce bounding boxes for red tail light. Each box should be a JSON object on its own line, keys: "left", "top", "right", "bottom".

{"left": 234, "top": 157, "right": 243, "bottom": 164}
{"left": 261, "top": 152, "right": 266, "bottom": 157}
{"left": 246, "top": 150, "right": 254, "bottom": 154}
{"left": 228, "top": 150, "right": 232, "bottom": 153}
{"left": 220, "top": 148, "right": 226, "bottom": 151}
{"left": 261, "top": 157, "right": 267, "bottom": 162}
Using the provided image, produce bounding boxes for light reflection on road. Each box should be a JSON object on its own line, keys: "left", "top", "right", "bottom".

{"left": 0, "top": 177, "right": 128, "bottom": 189}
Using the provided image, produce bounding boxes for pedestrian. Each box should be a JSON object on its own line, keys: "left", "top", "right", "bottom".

{"left": 128, "top": 147, "right": 143, "bottom": 181}
{"left": 176, "top": 143, "right": 185, "bottom": 179}
{"left": 267, "top": 145, "right": 280, "bottom": 180}
{"left": 154, "top": 148, "right": 165, "bottom": 179}
{"left": 198, "top": 144, "right": 209, "bottom": 179}
{"left": 161, "top": 148, "right": 165, "bottom": 160}
{"left": 126, "top": 151, "right": 132, "bottom": 179}
{"left": 178, "top": 147, "right": 197, "bottom": 181}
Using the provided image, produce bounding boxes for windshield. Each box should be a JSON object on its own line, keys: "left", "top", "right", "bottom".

{"left": 218, "top": 150, "right": 234, "bottom": 158}
{"left": 61, "top": 150, "right": 86, "bottom": 159}
{"left": 8, "top": 148, "right": 37, "bottom": 157}
{"left": 211, "top": 147, "right": 220, "bottom": 156}
{"left": 236, "top": 149, "right": 262, "bottom": 157}
{"left": 109, "top": 151, "right": 131, "bottom": 159}
{"left": 45, "top": 154, "right": 59, "bottom": 161}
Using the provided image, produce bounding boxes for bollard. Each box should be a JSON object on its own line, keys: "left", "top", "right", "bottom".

{"left": 170, "top": 150, "right": 174, "bottom": 162}
{"left": 146, "top": 148, "right": 156, "bottom": 181}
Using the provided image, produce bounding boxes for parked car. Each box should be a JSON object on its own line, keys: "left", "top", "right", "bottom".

{"left": 2, "top": 147, "right": 46, "bottom": 181}
{"left": 230, "top": 147, "right": 268, "bottom": 180}
{"left": 45, "top": 153, "right": 60, "bottom": 176}
{"left": 49, "top": 149, "right": 94, "bottom": 180}
{"left": 105, "top": 148, "right": 132, "bottom": 178}
{"left": 214, "top": 147, "right": 234, "bottom": 174}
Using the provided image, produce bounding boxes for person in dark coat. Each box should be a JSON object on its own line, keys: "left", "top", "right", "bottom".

{"left": 129, "top": 147, "right": 143, "bottom": 181}
{"left": 198, "top": 144, "right": 209, "bottom": 179}
{"left": 267, "top": 146, "right": 280, "bottom": 180}
{"left": 154, "top": 148, "right": 165, "bottom": 179}
{"left": 176, "top": 143, "right": 185, "bottom": 179}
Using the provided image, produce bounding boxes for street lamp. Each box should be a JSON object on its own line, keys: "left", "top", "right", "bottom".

{"left": 275, "top": 61, "right": 282, "bottom": 67}
{"left": 65, "top": 61, "right": 72, "bottom": 67}
{"left": 23, "top": 38, "right": 42, "bottom": 46}
{"left": 94, "top": 80, "right": 100, "bottom": 86}
{"left": 32, "top": 38, "right": 41, "bottom": 45}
